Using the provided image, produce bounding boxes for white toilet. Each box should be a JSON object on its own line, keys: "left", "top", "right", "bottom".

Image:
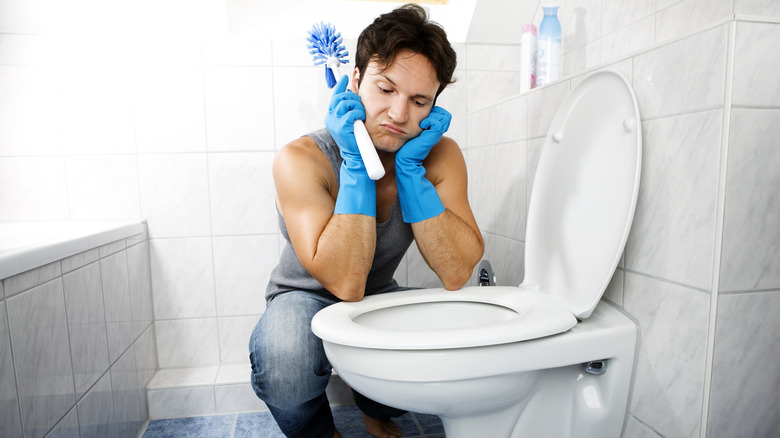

{"left": 312, "top": 70, "right": 642, "bottom": 438}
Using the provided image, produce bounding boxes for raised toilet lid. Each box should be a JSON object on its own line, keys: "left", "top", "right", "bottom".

{"left": 523, "top": 70, "right": 641, "bottom": 319}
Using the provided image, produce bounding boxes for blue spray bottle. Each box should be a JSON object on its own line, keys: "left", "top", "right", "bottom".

{"left": 537, "top": 5, "right": 561, "bottom": 86}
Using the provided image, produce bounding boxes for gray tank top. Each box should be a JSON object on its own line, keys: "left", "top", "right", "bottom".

{"left": 265, "top": 129, "right": 414, "bottom": 302}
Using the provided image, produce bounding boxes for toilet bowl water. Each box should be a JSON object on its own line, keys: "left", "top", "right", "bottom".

{"left": 312, "top": 70, "right": 642, "bottom": 438}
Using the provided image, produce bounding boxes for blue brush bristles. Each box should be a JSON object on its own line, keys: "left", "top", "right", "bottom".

{"left": 307, "top": 22, "right": 349, "bottom": 88}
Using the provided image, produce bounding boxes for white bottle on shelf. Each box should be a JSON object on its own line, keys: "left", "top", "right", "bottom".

{"left": 537, "top": 5, "right": 561, "bottom": 86}
{"left": 520, "top": 23, "right": 537, "bottom": 92}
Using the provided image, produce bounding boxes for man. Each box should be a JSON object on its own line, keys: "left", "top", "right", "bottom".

{"left": 249, "top": 4, "right": 483, "bottom": 437}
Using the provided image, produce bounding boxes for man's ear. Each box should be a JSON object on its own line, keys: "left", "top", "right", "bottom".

{"left": 351, "top": 67, "right": 361, "bottom": 93}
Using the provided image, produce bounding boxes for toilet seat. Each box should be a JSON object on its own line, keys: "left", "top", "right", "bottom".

{"left": 312, "top": 286, "right": 577, "bottom": 350}
{"left": 312, "top": 70, "right": 641, "bottom": 350}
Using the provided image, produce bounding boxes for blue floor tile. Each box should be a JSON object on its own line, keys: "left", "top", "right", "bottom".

{"left": 414, "top": 412, "right": 445, "bottom": 435}
{"left": 142, "top": 415, "right": 234, "bottom": 438}
{"left": 140, "top": 408, "right": 446, "bottom": 437}
{"left": 331, "top": 405, "right": 421, "bottom": 437}
{"left": 234, "top": 411, "right": 285, "bottom": 438}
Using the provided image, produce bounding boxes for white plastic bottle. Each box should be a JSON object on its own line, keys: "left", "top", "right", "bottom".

{"left": 520, "top": 24, "right": 537, "bottom": 92}
{"left": 536, "top": 5, "right": 561, "bottom": 86}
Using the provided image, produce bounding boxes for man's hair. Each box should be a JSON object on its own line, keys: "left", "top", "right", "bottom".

{"left": 355, "top": 3, "right": 457, "bottom": 98}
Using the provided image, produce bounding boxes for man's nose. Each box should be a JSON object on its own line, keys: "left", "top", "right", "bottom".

{"left": 387, "top": 98, "right": 408, "bottom": 124}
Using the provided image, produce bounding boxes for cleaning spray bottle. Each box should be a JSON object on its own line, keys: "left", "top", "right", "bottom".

{"left": 520, "top": 23, "right": 537, "bottom": 92}
{"left": 536, "top": 5, "right": 561, "bottom": 86}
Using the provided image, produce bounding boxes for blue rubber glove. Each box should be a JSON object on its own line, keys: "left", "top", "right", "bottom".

{"left": 395, "top": 106, "right": 451, "bottom": 223}
{"left": 325, "top": 75, "right": 376, "bottom": 217}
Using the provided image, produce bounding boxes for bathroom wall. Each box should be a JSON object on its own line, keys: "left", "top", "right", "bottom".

{"left": 0, "top": 0, "right": 466, "bottom": 394}
{"left": 465, "top": 1, "right": 780, "bottom": 437}
{"left": 0, "top": 230, "right": 156, "bottom": 438}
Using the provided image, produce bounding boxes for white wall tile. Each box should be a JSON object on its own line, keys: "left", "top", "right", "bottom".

{"left": 527, "top": 81, "right": 569, "bottom": 138}
{"left": 469, "top": 145, "right": 497, "bottom": 234}
{"left": 134, "top": 325, "right": 158, "bottom": 389}
{"left": 101, "top": 251, "right": 134, "bottom": 365}
{"left": 208, "top": 153, "right": 277, "bottom": 235}
{"left": 62, "top": 263, "right": 110, "bottom": 398}
{"left": 138, "top": 154, "right": 212, "bottom": 238}
{"left": 466, "top": 70, "right": 522, "bottom": 112}
{"left": 57, "top": 65, "right": 135, "bottom": 155}
{"left": 0, "top": 66, "right": 62, "bottom": 157}
{"left": 46, "top": 408, "right": 79, "bottom": 438}
{"left": 0, "top": 33, "right": 55, "bottom": 65}
{"left": 494, "top": 141, "right": 527, "bottom": 241}
{"left": 204, "top": 66, "right": 275, "bottom": 152}
{"left": 127, "top": 241, "right": 154, "bottom": 339}
{"left": 654, "top": 0, "right": 732, "bottom": 43}
{"left": 465, "top": 44, "right": 522, "bottom": 71}
{"left": 110, "top": 345, "right": 144, "bottom": 438}
{"left": 272, "top": 66, "right": 332, "bottom": 149}
{"left": 600, "top": 16, "right": 655, "bottom": 65}
{"left": 212, "top": 235, "right": 277, "bottom": 316}
{"left": 732, "top": 22, "right": 780, "bottom": 107}
{"left": 149, "top": 237, "right": 216, "bottom": 319}
{"left": 0, "top": 302, "right": 23, "bottom": 438}
{"left": 601, "top": 0, "right": 655, "bottom": 35}
{"left": 155, "top": 318, "right": 220, "bottom": 368}
{"left": 624, "top": 273, "right": 709, "bottom": 438}
{"left": 404, "top": 242, "right": 442, "bottom": 289}
{"left": 7, "top": 279, "right": 76, "bottom": 438}
{"left": 217, "top": 315, "right": 257, "bottom": 363}
{"left": 707, "top": 291, "right": 780, "bottom": 438}
{"left": 65, "top": 155, "right": 141, "bottom": 220}
{"left": 132, "top": 66, "right": 207, "bottom": 153}
{"left": 720, "top": 109, "right": 780, "bottom": 292}
{"left": 203, "top": 35, "right": 273, "bottom": 66}
{"left": 434, "top": 67, "right": 468, "bottom": 147}
{"left": 488, "top": 235, "right": 524, "bottom": 287}
{"left": 625, "top": 111, "right": 722, "bottom": 290}
{"left": 632, "top": 26, "right": 727, "bottom": 119}
{"left": 147, "top": 386, "right": 216, "bottom": 419}
{"left": 558, "top": 0, "right": 602, "bottom": 52}
{"left": 76, "top": 372, "right": 115, "bottom": 438}
{"left": 0, "top": 157, "right": 69, "bottom": 221}
{"left": 215, "top": 384, "right": 268, "bottom": 414}
{"left": 734, "top": 0, "right": 780, "bottom": 16}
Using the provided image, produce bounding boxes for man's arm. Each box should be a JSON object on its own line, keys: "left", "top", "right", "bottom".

{"left": 413, "top": 137, "right": 484, "bottom": 290}
{"left": 273, "top": 137, "right": 376, "bottom": 301}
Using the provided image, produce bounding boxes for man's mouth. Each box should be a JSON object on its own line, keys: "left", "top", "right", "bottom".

{"left": 380, "top": 123, "right": 405, "bottom": 135}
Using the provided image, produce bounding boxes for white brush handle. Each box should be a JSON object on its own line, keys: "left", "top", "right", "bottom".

{"left": 353, "top": 120, "right": 385, "bottom": 180}
{"left": 329, "top": 63, "right": 385, "bottom": 180}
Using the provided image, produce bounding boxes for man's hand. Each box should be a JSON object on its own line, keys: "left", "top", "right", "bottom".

{"left": 325, "top": 75, "right": 376, "bottom": 217}
{"left": 395, "top": 106, "right": 452, "bottom": 223}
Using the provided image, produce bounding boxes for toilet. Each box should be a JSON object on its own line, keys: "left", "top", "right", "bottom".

{"left": 312, "top": 70, "right": 642, "bottom": 438}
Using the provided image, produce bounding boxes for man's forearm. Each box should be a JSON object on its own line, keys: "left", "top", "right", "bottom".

{"left": 306, "top": 214, "right": 376, "bottom": 301}
{"left": 412, "top": 209, "right": 484, "bottom": 290}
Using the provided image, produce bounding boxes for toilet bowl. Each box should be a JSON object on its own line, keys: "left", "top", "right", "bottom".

{"left": 312, "top": 70, "right": 642, "bottom": 438}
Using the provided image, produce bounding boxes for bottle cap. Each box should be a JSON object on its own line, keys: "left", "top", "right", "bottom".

{"left": 522, "top": 23, "right": 537, "bottom": 35}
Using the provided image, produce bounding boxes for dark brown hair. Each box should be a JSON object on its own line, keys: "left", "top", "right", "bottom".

{"left": 355, "top": 3, "right": 457, "bottom": 98}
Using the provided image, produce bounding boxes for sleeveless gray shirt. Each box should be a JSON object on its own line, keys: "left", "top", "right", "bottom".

{"left": 265, "top": 129, "right": 414, "bottom": 302}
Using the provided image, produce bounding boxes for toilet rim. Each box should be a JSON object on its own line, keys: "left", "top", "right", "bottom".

{"left": 311, "top": 286, "right": 578, "bottom": 350}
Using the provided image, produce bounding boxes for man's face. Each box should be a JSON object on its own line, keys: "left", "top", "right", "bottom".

{"left": 351, "top": 50, "right": 441, "bottom": 154}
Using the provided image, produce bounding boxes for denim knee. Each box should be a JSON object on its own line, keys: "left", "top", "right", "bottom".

{"left": 248, "top": 292, "right": 334, "bottom": 409}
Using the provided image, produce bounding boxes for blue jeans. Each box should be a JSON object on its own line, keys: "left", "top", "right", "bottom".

{"left": 249, "top": 290, "right": 407, "bottom": 437}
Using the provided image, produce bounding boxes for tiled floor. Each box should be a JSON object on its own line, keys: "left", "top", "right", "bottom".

{"left": 141, "top": 405, "right": 445, "bottom": 437}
